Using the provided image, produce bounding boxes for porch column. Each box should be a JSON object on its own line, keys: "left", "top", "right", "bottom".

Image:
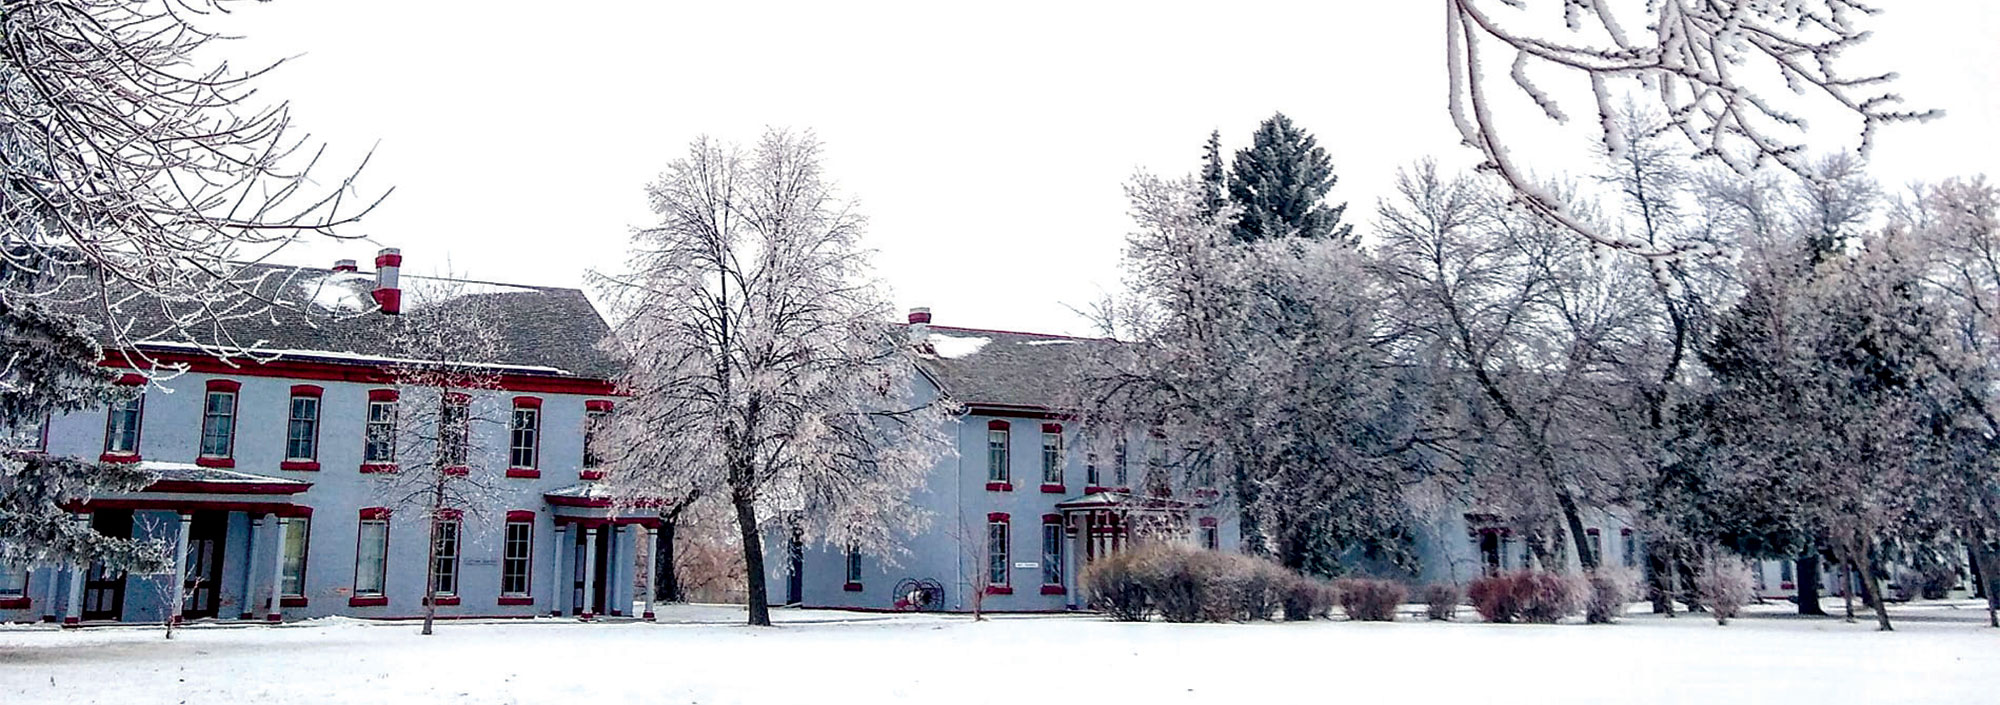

{"left": 580, "top": 525, "right": 599, "bottom": 618}
{"left": 170, "top": 512, "right": 193, "bottom": 625}
{"left": 1066, "top": 515, "right": 1082, "bottom": 609}
{"left": 552, "top": 523, "right": 570, "bottom": 617}
{"left": 240, "top": 516, "right": 264, "bottom": 620}
{"left": 639, "top": 524, "right": 656, "bottom": 621}
{"left": 605, "top": 525, "right": 622, "bottom": 616}
{"left": 42, "top": 560, "right": 60, "bottom": 622}
{"left": 265, "top": 513, "right": 288, "bottom": 622}
{"left": 63, "top": 513, "right": 87, "bottom": 626}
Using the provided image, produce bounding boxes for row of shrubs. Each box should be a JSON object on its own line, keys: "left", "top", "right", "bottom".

{"left": 1081, "top": 544, "right": 1757, "bottom": 625}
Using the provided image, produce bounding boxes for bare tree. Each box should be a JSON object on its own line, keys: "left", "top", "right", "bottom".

{"left": 594, "top": 129, "right": 957, "bottom": 626}
{"left": 1443, "top": 0, "right": 1934, "bottom": 254}
{"left": 370, "top": 281, "right": 508, "bottom": 636}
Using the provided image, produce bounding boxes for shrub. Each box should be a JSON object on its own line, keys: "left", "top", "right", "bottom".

{"left": 1334, "top": 577, "right": 1408, "bottom": 622}
{"left": 1421, "top": 583, "right": 1462, "bottom": 621}
{"left": 1081, "top": 551, "right": 1150, "bottom": 622}
{"left": 1696, "top": 554, "right": 1756, "bottom": 625}
{"left": 1585, "top": 567, "right": 1640, "bottom": 624}
{"left": 1282, "top": 574, "right": 1338, "bottom": 621}
{"left": 1469, "top": 571, "right": 1583, "bottom": 624}
{"left": 1235, "top": 559, "right": 1291, "bottom": 621}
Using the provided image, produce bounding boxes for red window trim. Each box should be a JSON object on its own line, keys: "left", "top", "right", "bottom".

{"left": 198, "top": 379, "right": 240, "bottom": 465}
{"left": 1042, "top": 513, "right": 1062, "bottom": 524}
{"left": 987, "top": 419, "right": 1010, "bottom": 430}
{"left": 498, "top": 596, "right": 535, "bottom": 606}
{"left": 347, "top": 596, "right": 387, "bottom": 607}
{"left": 443, "top": 391, "right": 471, "bottom": 404}
{"left": 1586, "top": 528, "right": 1601, "bottom": 536}
{"left": 513, "top": 395, "right": 543, "bottom": 409}
{"left": 506, "top": 510, "right": 536, "bottom": 522}
{"left": 368, "top": 388, "right": 400, "bottom": 402}
{"left": 1039, "top": 483, "right": 1066, "bottom": 494}
{"left": 506, "top": 468, "right": 541, "bottom": 479}
{"left": 437, "top": 509, "right": 463, "bottom": 520}
{"left": 1040, "top": 585, "right": 1066, "bottom": 595}
{"left": 578, "top": 469, "right": 605, "bottom": 481}
{"left": 280, "top": 460, "right": 321, "bottom": 472}
{"left": 1198, "top": 517, "right": 1219, "bottom": 528}
{"left": 988, "top": 512, "right": 1010, "bottom": 522}
{"left": 290, "top": 384, "right": 324, "bottom": 397}
{"left": 280, "top": 596, "right": 309, "bottom": 608}
{"left": 585, "top": 399, "right": 614, "bottom": 412}
{"left": 205, "top": 379, "right": 242, "bottom": 393}
{"left": 843, "top": 582, "right": 865, "bottom": 592}
{"left": 358, "top": 462, "right": 399, "bottom": 474}
{"left": 445, "top": 465, "right": 472, "bottom": 477}
{"left": 195, "top": 456, "right": 236, "bottom": 469}
{"left": 1620, "top": 528, "right": 1634, "bottom": 536}
{"left": 426, "top": 595, "right": 462, "bottom": 607}
{"left": 984, "top": 585, "right": 1014, "bottom": 596}
{"left": 984, "top": 481, "right": 1013, "bottom": 492}
{"left": 359, "top": 507, "right": 391, "bottom": 520}
{"left": 116, "top": 373, "right": 146, "bottom": 386}
{"left": 1041, "top": 422, "right": 1062, "bottom": 433}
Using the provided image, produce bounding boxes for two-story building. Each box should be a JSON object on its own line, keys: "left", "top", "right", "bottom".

{"left": 1, "top": 250, "right": 661, "bottom": 625}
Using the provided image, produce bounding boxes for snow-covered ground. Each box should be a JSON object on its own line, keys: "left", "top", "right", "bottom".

{"left": 2, "top": 601, "right": 1995, "bottom": 704}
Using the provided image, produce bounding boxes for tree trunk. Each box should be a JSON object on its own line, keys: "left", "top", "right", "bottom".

{"left": 1555, "top": 491, "right": 1598, "bottom": 570}
{"left": 1976, "top": 543, "right": 2000, "bottom": 628}
{"left": 421, "top": 516, "right": 440, "bottom": 636}
{"left": 1796, "top": 554, "right": 1827, "bottom": 616}
{"left": 1966, "top": 543, "right": 1985, "bottom": 601}
{"left": 733, "top": 493, "right": 771, "bottom": 626}
{"left": 1840, "top": 554, "right": 1857, "bottom": 623}
{"left": 1864, "top": 562, "right": 1893, "bottom": 631}
{"left": 1647, "top": 544, "right": 1674, "bottom": 615}
{"left": 656, "top": 519, "right": 680, "bottom": 603}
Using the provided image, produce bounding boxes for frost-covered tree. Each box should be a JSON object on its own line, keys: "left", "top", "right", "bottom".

{"left": 2, "top": 0, "right": 373, "bottom": 569}
{"left": 370, "top": 283, "right": 509, "bottom": 636}
{"left": 1443, "top": 0, "right": 1934, "bottom": 253}
{"left": 595, "top": 129, "right": 956, "bottom": 626}
{"left": 1227, "top": 113, "right": 1353, "bottom": 244}
{"left": 1074, "top": 172, "right": 1414, "bottom": 575}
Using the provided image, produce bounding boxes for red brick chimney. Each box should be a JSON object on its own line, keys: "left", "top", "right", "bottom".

{"left": 371, "top": 247, "right": 402, "bottom": 315}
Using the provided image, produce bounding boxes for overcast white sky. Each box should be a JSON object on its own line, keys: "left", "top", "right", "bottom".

{"left": 215, "top": 1, "right": 1999, "bottom": 336}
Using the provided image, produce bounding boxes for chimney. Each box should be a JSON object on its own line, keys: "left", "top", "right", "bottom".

{"left": 907, "top": 307, "right": 932, "bottom": 353}
{"left": 332, "top": 258, "right": 358, "bottom": 273}
{"left": 371, "top": 247, "right": 402, "bottom": 315}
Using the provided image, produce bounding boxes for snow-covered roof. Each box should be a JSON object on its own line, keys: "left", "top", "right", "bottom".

{"left": 135, "top": 462, "right": 312, "bottom": 495}
{"left": 913, "top": 325, "right": 1109, "bottom": 410}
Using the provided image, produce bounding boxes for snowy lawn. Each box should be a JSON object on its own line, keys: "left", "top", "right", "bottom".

{"left": 2, "top": 601, "right": 1995, "bottom": 704}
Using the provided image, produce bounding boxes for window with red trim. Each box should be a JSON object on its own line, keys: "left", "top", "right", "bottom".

{"left": 102, "top": 384, "right": 144, "bottom": 458}
{"left": 283, "top": 385, "right": 323, "bottom": 469}
{"left": 501, "top": 512, "right": 534, "bottom": 599}
{"left": 440, "top": 393, "right": 470, "bottom": 468}
{"left": 1040, "top": 423, "right": 1064, "bottom": 489}
{"left": 844, "top": 544, "right": 863, "bottom": 590}
{"left": 986, "top": 514, "right": 1010, "bottom": 589}
{"left": 197, "top": 379, "right": 240, "bottom": 463}
{"left": 583, "top": 403, "right": 609, "bottom": 471}
{"left": 1041, "top": 516, "right": 1064, "bottom": 587}
{"left": 354, "top": 509, "right": 390, "bottom": 600}
{"left": 363, "top": 389, "right": 399, "bottom": 469}
{"left": 432, "top": 518, "right": 461, "bottom": 599}
{"left": 0, "top": 562, "right": 28, "bottom": 605}
{"left": 510, "top": 397, "right": 541, "bottom": 470}
{"left": 1199, "top": 517, "right": 1220, "bottom": 551}
{"left": 986, "top": 420, "right": 1010, "bottom": 487}
{"left": 280, "top": 517, "right": 311, "bottom": 597}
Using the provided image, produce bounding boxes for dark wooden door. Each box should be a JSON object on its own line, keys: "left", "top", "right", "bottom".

{"left": 82, "top": 510, "right": 133, "bottom": 621}
{"left": 570, "top": 527, "right": 610, "bottom": 615}
{"left": 182, "top": 512, "right": 226, "bottom": 619}
{"left": 785, "top": 528, "right": 803, "bottom": 605}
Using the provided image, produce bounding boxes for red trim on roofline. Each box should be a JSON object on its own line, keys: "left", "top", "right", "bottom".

{"left": 966, "top": 405, "right": 1072, "bottom": 420}
{"left": 144, "top": 478, "right": 311, "bottom": 495}
{"left": 585, "top": 399, "right": 614, "bottom": 412}
{"left": 103, "top": 350, "right": 618, "bottom": 397}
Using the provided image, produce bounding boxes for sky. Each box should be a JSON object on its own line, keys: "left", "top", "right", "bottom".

{"left": 210, "top": 1, "right": 2000, "bottom": 336}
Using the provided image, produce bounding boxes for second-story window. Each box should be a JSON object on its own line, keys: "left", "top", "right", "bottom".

{"left": 440, "top": 393, "right": 470, "bottom": 467}
{"left": 286, "top": 386, "right": 322, "bottom": 462}
{"left": 365, "top": 390, "right": 399, "bottom": 464}
{"left": 986, "top": 421, "right": 1010, "bottom": 484}
{"left": 583, "top": 408, "right": 607, "bottom": 469}
{"left": 1040, "top": 424, "right": 1063, "bottom": 486}
{"left": 199, "top": 381, "right": 239, "bottom": 459}
{"left": 510, "top": 397, "right": 541, "bottom": 469}
{"left": 104, "top": 393, "right": 143, "bottom": 455}
{"left": 1113, "top": 441, "right": 1129, "bottom": 487}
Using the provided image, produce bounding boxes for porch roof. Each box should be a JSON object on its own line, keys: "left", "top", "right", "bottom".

{"left": 138, "top": 462, "right": 313, "bottom": 495}
{"left": 1054, "top": 490, "right": 1201, "bottom": 514}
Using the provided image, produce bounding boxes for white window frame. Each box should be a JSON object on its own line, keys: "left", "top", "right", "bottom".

{"left": 280, "top": 517, "right": 310, "bottom": 597}
{"left": 582, "top": 409, "right": 607, "bottom": 469}
{"left": 1041, "top": 431, "right": 1063, "bottom": 485}
{"left": 104, "top": 394, "right": 143, "bottom": 454}
{"left": 286, "top": 395, "right": 321, "bottom": 462}
{"left": 987, "top": 427, "right": 1010, "bottom": 483}
{"left": 501, "top": 520, "right": 533, "bottom": 597}
{"left": 510, "top": 407, "right": 540, "bottom": 469}
{"left": 365, "top": 400, "right": 398, "bottom": 463}
{"left": 432, "top": 519, "right": 461, "bottom": 597}
{"left": 987, "top": 520, "right": 1010, "bottom": 587}
{"left": 198, "top": 390, "right": 236, "bottom": 458}
{"left": 1041, "top": 521, "right": 1063, "bottom": 586}
{"left": 0, "top": 563, "right": 27, "bottom": 597}
{"left": 355, "top": 518, "right": 390, "bottom": 597}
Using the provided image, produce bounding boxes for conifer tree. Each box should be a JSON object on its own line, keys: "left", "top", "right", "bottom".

{"left": 1226, "top": 113, "right": 1352, "bottom": 244}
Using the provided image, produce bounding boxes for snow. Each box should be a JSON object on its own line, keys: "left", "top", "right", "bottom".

{"left": 1022, "top": 339, "right": 1079, "bottom": 346}
{"left": 130, "top": 340, "right": 573, "bottom": 377}
{"left": 3, "top": 601, "right": 1996, "bottom": 704}
{"left": 926, "top": 333, "right": 990, "bottom": 359}
{"left": 300, "top": 272, "right": 377, "bottom": 313}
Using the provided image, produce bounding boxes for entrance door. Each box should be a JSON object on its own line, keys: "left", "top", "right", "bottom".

{"left": 570, "top": 527, "right": 609, "bottom": 615}
{"left": 82, "top": 510, "right": 133, "bottom": 621}
{"left": 784, "top": 528, "right": 803, "bottom": 605}
{"left": 182, "top": 512, "right": 227, "bottom": 619}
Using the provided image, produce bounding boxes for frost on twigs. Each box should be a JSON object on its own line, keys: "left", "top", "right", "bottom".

{"left": 1445, "top": 0, "right": 1936, "bottom": 258}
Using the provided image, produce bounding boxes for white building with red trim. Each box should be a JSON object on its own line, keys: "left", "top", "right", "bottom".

{"left": 1, "top": 250, "right": 661, "bottom": 625}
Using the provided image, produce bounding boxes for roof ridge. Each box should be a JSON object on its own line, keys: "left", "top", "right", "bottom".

{"left": 920, "top": 323, "right": 1109, "bottom": 342}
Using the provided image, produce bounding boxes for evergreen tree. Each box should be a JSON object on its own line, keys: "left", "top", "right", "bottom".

{"left": 1200, "top": 130, "right": 1226, "bottom": 219}
{"left": 1227, "top": 113, "right": 1352, "bottom": 243}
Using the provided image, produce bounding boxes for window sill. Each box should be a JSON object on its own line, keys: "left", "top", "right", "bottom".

{"left": 99, "top": 451, "right": 141, "bottom": 464}
{"left": 1191, "top": 488, "right": 1220, "bottom": 500}
{"left": 1040, "top": 585, "right": 1066, "bottom": 596}
{"left": 984, "top": 481, "right": 1013, "bottom": 492}
{"left": 347, "top": 595, "right": 387, "bottom": 607}
{"left": 1781, "top": 582, "right": 1796, "bottom": 590}
{"left": 578, "top": 469, "right": 605, "bottom": 481}
{"left": 1039, "top": 483, "right": 1066, "bottom": 494}
{"left": 358, "top": 462, "right": 399, "bottom": 474}
{"left": 444, "top": 465, "right": 472, "bottom": 477}
{"left": 280, "top": 460, "right": 320, "bottom": 472}
{"left": 280, "top": 596, "right": 308, "bottom": 608}
{"left": 425, "top": 595, "right": 461, "bottom": 607}
{"left": 498, "top": 596, "right": 535, "bottom": 606}
{"left": 195, "top": 456, "right": 235, "bottom": 469}
{"left": 505, "top": 468, "right": 540, "bottom": 479}
{"left": 984, "top": 585, "right": 1013, "bottom": 596}
{"left": 0, "top": 597, "right": 30, "bottom": 609}
{"left": 842, "top": 582, "right": 864, "bottom": 592}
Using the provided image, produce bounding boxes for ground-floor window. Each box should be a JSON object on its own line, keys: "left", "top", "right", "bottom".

{"left": 0, "top": 563, "right": 26, "bottom": 597}
{"left": 845, "top": 544, "right": 863, "bottom": 584}
{"left": 1780, "top": 560, "right": 1795, "bottom": 584}
{"left": 1621, "top": 530, "right": 1637, "bottom": 568}
{"left": 1586, "top": 528, "right": 1602, "bottom": 566}
{"left": 1041, "top": 519, "right": 1063, "bottom": 586}
{"left": 433, "top": 520, "right": 461, "bottom": 596}
{"left": 281, "top": 518, "right": 310, "bottom": 597}
{"left": 355, "top": 515, "right": 389, "bottom": 596}
{"left": 501, "top": 519, "right": 533, "bottom": 597}
{"left": 1199, "top": 523, "right": 1219, "bottom": 551}
{"left": 987, "top": 518, "right": 1010, "bottom": 587}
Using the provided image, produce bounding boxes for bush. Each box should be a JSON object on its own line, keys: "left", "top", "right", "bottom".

{"left": 1696, "top": 554, "right": 1756, "bottom": 625}
{"left": 1334, "top": 577, "right": 1408, "bottom": 622}
{"left": 1282, "top": 574, "right": 1338, "bottom": 621}
{"left": 1081, "top": 551, "right": 1150, "bottom": 622}
{"left": 1235, "top": 560, "right": 1291, "bottom": 621}
{"left": 1469, "top": 571, "right": 1583, "bottom": 624}
{"left": 1585, "top": 567, "right": 1640, "bottom": 624}
{"left": 1421, "top": 584, "right": 1463, "bottom": 621}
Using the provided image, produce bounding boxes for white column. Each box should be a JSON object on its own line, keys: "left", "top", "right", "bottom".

{"left": 265, "top": 514, "right": 288, "bottom": 622}
{"left": 552, "top": 524, "right": 570, "bottom": 617}
{"left": 41, "top": 560, "right": 60, "bottom": 622}
{"left": 581, "top": 525, "right": 599, "bottom": 618}
{"left": 170, "top": 513, "right": 193, "bottom": 624}
{"left": 605, "top": 525, "right": 622, "bottom": 616}
{"left": 64, "top": 514, "right": 87, "bottom": 625}
{"left": 241, "top": 517, "right": 263, "bottom": 620}
{"left": 640, "top": 524, "right": 657, "bottom": 620}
